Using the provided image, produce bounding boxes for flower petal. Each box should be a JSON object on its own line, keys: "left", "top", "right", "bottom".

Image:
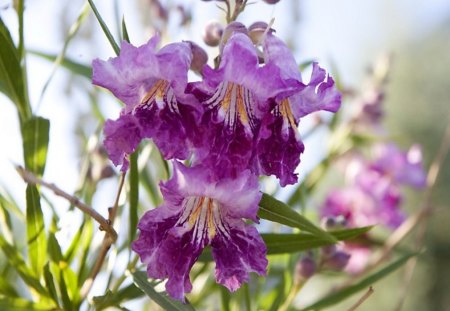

{"left": 290, "top": 62, "right": 342, "bottom": 119}
{"left": 103, "top": 114, "right": 142, "bottom": 171}
{"left": 212, "top": 219, "right": 267, "bottom": 291}
{"left": 254, "top": 111, "right": 304, "bottom": 186}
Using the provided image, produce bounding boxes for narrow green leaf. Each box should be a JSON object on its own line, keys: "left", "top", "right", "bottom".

{"left": 88, "top": 0, "right": 120, "bottom": 55}
{"left": 93, "top": 285, "right": 144, "bottom": 309}
{"left": 129, "top": 151, "right": 139, "bottom": 244}
{"left": 22, "top": 116, "right": 50, "bottom": 176}
{"left": 62, "top": 266, "right": 80, "bottom": 305}
{"left": 258, "top": 193, "right": 336, "bottom": 242}
{"left": 0, "top": 198, "right": 14, "bottom": 243}
{"left": 264, "top": 226, "right": 372, "bottom": 255}
{"left": 220, "top": 286, "right": 231, "bottom": 311}
{"left": 0, "top": 235, "right": 48, "bottom": 296}
{"left": 199, "top": 227, "right": 372, "bottom": 262}
{"left": 47, "top": 233, "right": 63, "bottom": 263}
{"left": 0, "top": 16, "right": 31, "bottom": 122}
{"left": 0, "top": 298, "right": 52, "bottom": 311}
{"left": 54, "top": 265, "right": 74, "bottom": 311}
{"left": 77, "top": 219, "right": 94, "bottom": 283}
{"left": 16, "top": 0, "right": 25, "bottom": 59}
{"left": 132, "top": 271, "right": 196, "bottom": 311}
{"left": 301, "top": 253, "right": 417, "bottom": 311}
{"left": 29, "top": 50, "right": 91, "bottom": 79}
{"left": 43, "top": 263, "right": 60, "bottom": 308}
{"left": 26, "top": 185, "right": 47, "bottom": 278}
{"left": 122, "top": 16, "right": 130, "bottom": 43}
{"left": 0, "top": 277, "right": 18, "bottom": 297}
{"left": 63, "top": 220, "right": 86, "bottom": 264}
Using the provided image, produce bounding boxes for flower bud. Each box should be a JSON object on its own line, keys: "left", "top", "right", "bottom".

{"left": 295, "top": 256, "right": 316, "bottom": 281}
{"left": 263, "top": 0, "right": 281, "bottom": 4}
{"left": 321, "top": 216, "right": 347, "bottom": 231}
{"left": 248, "top": 21, "right": 274, "bottom": 45}
{"left": 186, "top": 41, "right": 208, "bottom": 74}
{"left": 323, "top": 250, "right": 351, "bottom": 271}
{"left": 202, "top": 20, "right": 223, "bottom": 47}
{"left": 219, "top": 22, "right": 247, "bottom": 53}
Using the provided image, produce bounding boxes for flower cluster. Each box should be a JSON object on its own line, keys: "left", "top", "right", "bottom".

{"left": 320, "top": 143, "right": 426, "bottom": 273}
{"left": 93, "top": 22, "right": 341, "bottom": 301}
{"left": 321, "top": 143, "right": 426, "bottom": 229}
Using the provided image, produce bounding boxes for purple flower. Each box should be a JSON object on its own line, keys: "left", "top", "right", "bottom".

{"left": 370, "top": 143, "right": 427, "bottom": 188}
{"left": 254, "top": 34, "right": 341, "bottom": 186}
{"left": 188, "top": 31, "right": 298, "bottom": 179}
{"left": 92, "top": 35, "right": 200, "bottom": 170}
{"left": 132, "top": 162, "right": 267, "bottom": 301}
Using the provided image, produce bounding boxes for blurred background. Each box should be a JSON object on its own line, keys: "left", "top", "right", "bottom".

{"left": 1, "top": 0, "right": 449, "bottom": 309}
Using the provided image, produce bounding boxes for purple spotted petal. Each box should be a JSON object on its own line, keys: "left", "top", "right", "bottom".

{"left": 254, "top": 111, "right": 304, "bottom": 186}
{"left": 93, "top": 36, "right": 202, "bottom": 170}
{"left": 103, "top": 115, "right": 142, "bottom": 170}
{"left": 212, "top": 221, "right": 267, "bottom": 291}
{"left": 132, "top": 162, "right": 266, "bottom": 301}
{"left": 92, "top": 35, "right": 192, "bottom": 108}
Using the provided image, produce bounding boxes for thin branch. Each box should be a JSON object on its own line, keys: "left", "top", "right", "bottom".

{"left": 347, "top": 286, "right": 374, "bottom": 311}
{"left": 80, "top": 172, "right": 126, "bottom": 298}
{"left": 15, "top": 166, "right": 117, "bottom": 242}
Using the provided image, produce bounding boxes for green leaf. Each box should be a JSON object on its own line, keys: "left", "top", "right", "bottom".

{"left": 264, "top": 226, "right": 372, "bottom": 255}
{"left": 28, "top": 50, "right": 91, "bottom": 79}
{"left": 50, "top": 263, "right": 75, "bottom": 311}
{"left": 122, "top": 16, "right": 130, "bottom": 43}
{"left": 93, "top": 285, "right": 144, "bottom": 309}
{"left": 132, "top": 271, "right": 196, "bottom": 311}
{"left": 258, "top": 193, "right": 336, "bottom": 243}
{"left": 220, "top": 286, "right": 231, "bottom": 311}
{"left": 129, "top": 151, "right": 139, "bottom": 244}
{"left": 43, "top": 263, "right": 60, "bottom": 308}
{"left": 0, "top": 298, "right": 52, "bottom": 311}
{"left": 301, "top": 253, "right": 417, "bottom": 311}
{"left": 0, "top": 277, "right": 18, "bottom": 297}
{"left": 0, "top": 16, "right": 31, "bottom": 122}
{"left": 26, "top": 185, "right": 47, "bottom": 278}
{"left": 47, "top": 233, "right": 63, "bottom": 263}
{"left": 88, "top": 0, "right": 120, "bottom": 55}
{"left": 0, "top": 234, "right": 48, "bottom": 296}
{"left": 22, "top": 117, "right": 50, "bottom": 176}
{"left": 63, "top": 220, "right": 86, "bottom": 264}
{"left": 198, "top": 227, "right": 372, "bottom": 262}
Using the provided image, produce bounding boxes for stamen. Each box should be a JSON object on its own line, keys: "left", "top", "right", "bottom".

{"left": 279, "top": 98, "right": 297, "bottom": 131}
{"left": 179, "top": 196, "right": 228, "bottom": 245}
{"left": 135, "top": 80, "right": 179, "bottom": 113}
{"left": 205, "top": 81, "right": 257, "bottom": 132}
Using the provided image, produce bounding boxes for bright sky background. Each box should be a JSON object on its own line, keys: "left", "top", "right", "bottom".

{"left": 0, "top": 0, "right": 449, "bottom": 306}
{"left": 1, "top": 0, "right": 449, "bottom": 208}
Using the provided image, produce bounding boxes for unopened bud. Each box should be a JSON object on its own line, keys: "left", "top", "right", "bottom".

{"left": 295, "top": 256, "right": 316, "bottom": 281}
{"left": 219, "top": 22, "right": 248, "bottom": 52}
{"left": 321, "top": 216, "right": 347, "bottom": 231}
{"left": 186, "top": 41, "right": 208, "bottom": 74}
{"left": 323, "top": 251, "right": 351, "bottom": 271}
{"left": 203, "top": 20, "right": 223, "bottom": 47}
{"left": 248, "top": 21, "right": 273, "bottom": 45}
{"left": 263, "top": 0, "right": 281, "bottom": 4}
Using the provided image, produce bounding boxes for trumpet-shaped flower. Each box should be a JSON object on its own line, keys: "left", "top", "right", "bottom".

{"left": 254, "top": 33, "right": 341, "bottom": 186}
{"left": 93, "top": 35, "right": 200, "bottom": 170}
{"left": 132, "top": 162, "right": 267, "bottom": 301}
{"left": 188, "top": 31, "right": 298, "bottom": 179}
